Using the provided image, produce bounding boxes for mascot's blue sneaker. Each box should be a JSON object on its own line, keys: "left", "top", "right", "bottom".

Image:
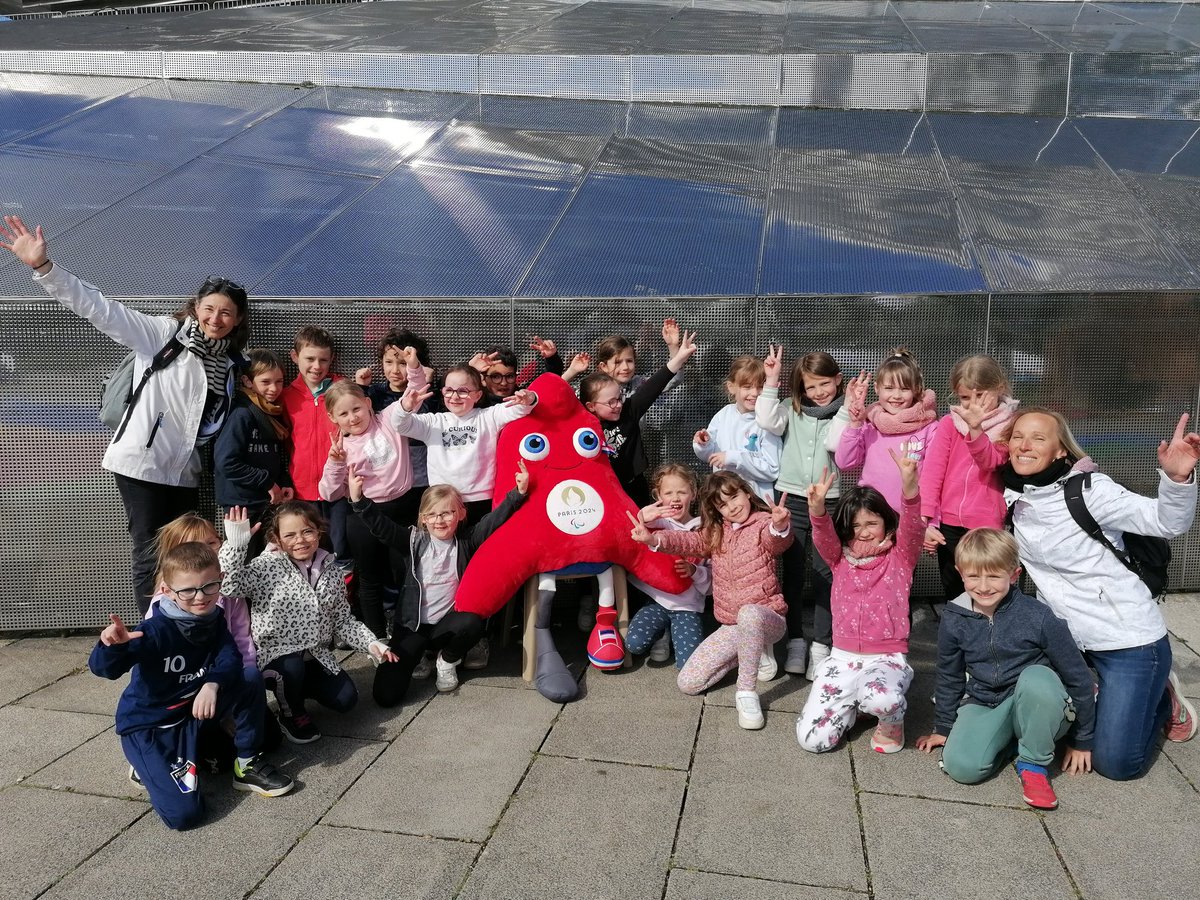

{"left": 587, "top": 606, "right": 625, "bottom": 670}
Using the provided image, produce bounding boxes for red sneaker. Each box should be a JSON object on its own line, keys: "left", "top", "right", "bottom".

{"left": 1165, "top": 671, "right": 1198, "bottom": 742}
{"left": 1016, "top": 764, "right": 1058, "bottom": 810}
{"left": 587, "top": 606, "right": 625, "bottom": 671}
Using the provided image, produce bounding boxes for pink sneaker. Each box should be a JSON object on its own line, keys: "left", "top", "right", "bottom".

{"left": 1165, "top": 671, "right": 1198, "bottom": 742}
{"left": 871, "top": 720, "right": 904, "bottom": 753}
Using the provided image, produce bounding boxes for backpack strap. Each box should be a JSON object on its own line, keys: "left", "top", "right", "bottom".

{"left": 113, "top": 328, "right": 188, "bottom": 442}
{"left": 1062, "top": 471, "right": 1141, "bottom": 578}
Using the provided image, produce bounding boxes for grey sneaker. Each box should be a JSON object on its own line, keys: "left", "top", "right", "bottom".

{"left": 412, "top": 653, "right": 435, "bottom": 680}
{"left": 435, "top": 654, "right": 460, "bottom": 693}
{"left": 463, "top": 638, "right": 490, "bottom": 671}
{"left": 648, "top": 627, "right": 672, "bottom": 663}
{"left": 784, "top": 639, "right": 807, "bottom": 675}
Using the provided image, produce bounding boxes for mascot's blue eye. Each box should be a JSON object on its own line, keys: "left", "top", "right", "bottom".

{"left": 573, "top": 428, "right": 601, "bottom": 459}
{"left": 519, "top": 433, "right": 550, "bottom": 461}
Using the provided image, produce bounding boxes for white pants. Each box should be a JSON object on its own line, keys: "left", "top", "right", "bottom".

{"left": 797, "top": 648, "right": 913, "bottom": 753}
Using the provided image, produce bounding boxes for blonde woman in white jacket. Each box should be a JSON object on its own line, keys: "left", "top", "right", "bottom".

{"left": 1, "top": 216, "right": 250, "bottom": 614}
{"left": 1000, "top": 408, "right": 1200, "bottom": 780}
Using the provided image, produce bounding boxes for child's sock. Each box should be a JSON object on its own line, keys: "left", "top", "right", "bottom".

{"left": 235, "top": 756, "right": 255, "bottom": 773}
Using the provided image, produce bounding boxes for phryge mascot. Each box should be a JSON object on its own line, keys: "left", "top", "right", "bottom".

{"left": 453, "top": 373, "right": 689, "bottom": 701}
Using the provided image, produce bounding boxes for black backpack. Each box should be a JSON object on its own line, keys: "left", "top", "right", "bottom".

{"left": 1062, "top": 472, "right": 1172, "bottom": 600}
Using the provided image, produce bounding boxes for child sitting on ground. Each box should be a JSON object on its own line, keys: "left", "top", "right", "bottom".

{"left": 89, "top": 542, "right": 294, "bottom": 830}
{"left": 916, "top": 529, "right": 1096, "bottom": 811}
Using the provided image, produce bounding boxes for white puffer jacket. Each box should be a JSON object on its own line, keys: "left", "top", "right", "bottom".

{"left": 35, "top": 265, "right": 235, "bottom": 488}
{"left": 1006, "top": 468, "right": 1196, "bottom": 652}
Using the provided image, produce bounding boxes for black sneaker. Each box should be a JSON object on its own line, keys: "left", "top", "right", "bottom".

{"left": 128, "top": 766, "right": 145, "bottom": 790}
{"left": 232, "top": 756, "right": 294, "bottom": 797}
{"left": 279, "top": 713, "right": 321, "bottom": 744}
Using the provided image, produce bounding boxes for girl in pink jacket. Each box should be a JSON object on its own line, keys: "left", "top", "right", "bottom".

{"left": 797, "top": 450, "right": 923, "bottom": 755}
{"left": 630, "top": 472, "right": 793, "bottom": 731}
{"left": 919, "top": 355, "right": 1017, "bottom": 602}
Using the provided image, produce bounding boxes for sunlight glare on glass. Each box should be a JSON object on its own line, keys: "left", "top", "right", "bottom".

{"left": 336, "top": 116, "right": 435, "bottom": 153}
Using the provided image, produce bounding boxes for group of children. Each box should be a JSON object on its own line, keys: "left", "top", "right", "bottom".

{"left": 90, "top": 323, "right": 1157, "bottom": 828}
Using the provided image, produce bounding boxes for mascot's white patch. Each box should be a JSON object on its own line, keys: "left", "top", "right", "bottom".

{"left": 545, "top": 479, "right": 604, "bottom": 536}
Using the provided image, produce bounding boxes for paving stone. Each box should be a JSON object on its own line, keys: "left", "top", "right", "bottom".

{"left": 1048, "top": 746, "right": 1200, "bottom": 900}
{"left": 26, "top": 728, "right": 146, "bottom": 800}
{"left": 1161, "top": 732, "right": 1200, "bottom": 792}
{"left": 665, "top": 869, "right": 861, "bottom": 900}
{"left": 675, "top": 707, "right": 866, "bottom": 892}
{"left": 1167, "top": 634, "right": 1200, "bottom": 699}
{"left": 458, "top": 755, "right": 686, "bottom": 900}
{"left": 0, "top": 644, "right": 88, "bottom": 705}
{"left": 703, "top": 670, "right": 811, "bottom": 713}
{"left": 10, "top": 635, "right": 101, "bottom": 655}
{"left": 314, "top": 652, "right": 434, "bottom": 742}
{"left": 0, "top": 705, "right": 113, "bottom": 787}
{"left": 41, "top": 736, "right": 384, "bottom": 900}
{"left": 250, "top": 824, "right": 478, "bottom": 900}
{"left": 18, "top": 668, "right": 128, "bottom": 716}
{"left": 540, "top": 660, "right": 702, "bottom": 769}
{"left": 324, "top": 683, "right": 558, "bottom": 841}
{"left": 862, "top": 793, "right": 1075, "bottom": 900}
{"left": 1164, "top": 595, "right": 1200, "bottom": 649}
{"left": 0, "top": 786, "right": 148, "bottom": 900}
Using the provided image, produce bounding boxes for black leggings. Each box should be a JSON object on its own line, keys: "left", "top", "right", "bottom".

{"left": 372, "top": 612, "right": 485, "bottom": 707}
{"left": 114, "top": 473, "right": 199, "bottom": 616}
{"left": 935, "top": 523, "right": 970, "bottom": 603}
{"left": 264, "top": 651, "right": 358, "bottom": 718}
{"left": 346, "top": 493, "right": 421, "bottom": 638}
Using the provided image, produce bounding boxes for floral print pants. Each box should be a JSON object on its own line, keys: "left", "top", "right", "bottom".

{"left": 797, "top": 648, "right": 912, "bottom": 752}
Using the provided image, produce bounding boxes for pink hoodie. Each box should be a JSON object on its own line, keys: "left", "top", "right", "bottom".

{"left": 919, "top": 416, "right": 1009, "bottom": 528}
{"left": 835, "top": 421, "right": 939, "bottom": 513}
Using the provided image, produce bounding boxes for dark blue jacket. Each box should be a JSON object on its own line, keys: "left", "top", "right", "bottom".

{"left": 89, "top": 611, "right": 241, "bottom": 735}
{"left": 214, "top": 392, "right": 291, "bottom": 508}
{"left": 934, "top": 586, "right": 1096, "bottom": 750}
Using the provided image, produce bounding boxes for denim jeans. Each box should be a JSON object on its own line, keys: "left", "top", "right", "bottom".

{"left": 1086, "top": 635, "right": 1171, "bottom": 781}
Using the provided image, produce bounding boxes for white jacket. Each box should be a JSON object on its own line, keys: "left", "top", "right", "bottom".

{"left": 1006, "top": 469, "right": 1196, "bottom": 652}
{"left": 35, "top": 266, "right": 234, "bottom": 488}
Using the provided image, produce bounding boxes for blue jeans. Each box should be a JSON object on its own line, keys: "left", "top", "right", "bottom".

{"left": 1086, "top": 635, "right": 1171, "bottom": 781}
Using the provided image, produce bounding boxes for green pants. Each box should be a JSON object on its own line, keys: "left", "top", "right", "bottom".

{"left": 942, "top": 666, "right": 1075, "bottom": 784}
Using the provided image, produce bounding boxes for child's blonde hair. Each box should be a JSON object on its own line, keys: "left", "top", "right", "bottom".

{"left": 726, "top": 356, "right": 765, "bottom": 391}
{"left": 323, "top": 381, "right": 367, "bottom": 415}
{"left": 161, "top": 542, "right": 220, "bottom": 586}
{"left": 698, "top": 471, "right": 769, "bottom": 555}
{"left": 417, "top": 485, "right": 466, "bottom": 531}
{"left": 650, "top": 463, "right": 698, "bottom": 500}
{"left": 153, "top": 513, "right": 219, "bottom": 593}
{"left": 950, "top": 354, "right": 1009, "bottom": 396}
{"left": 955, "top": 528, "right": 1019, "bottom": 574}
{"left": 876, "top": 347, "right": 924, "bottom": 395}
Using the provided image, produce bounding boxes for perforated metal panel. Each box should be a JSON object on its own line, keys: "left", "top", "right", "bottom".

{"left": 630, "top": 54, "right": 781, "bottom": 105}
{"left": 480, "top": 54, "right": 630, "bottom": 101}
{"left": 926, "top": 52, "right": 1069, "bottom": 115}
{"left": 1069, "top": 52, "right": 1200, "bottom": 118}
{"left": 780, "top": 52, "right": 926, "bottom": 109}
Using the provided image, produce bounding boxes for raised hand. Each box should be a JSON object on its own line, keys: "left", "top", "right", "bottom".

{"left": 355, "top": 367, "right": 373, "bottom": 386}
{"left": 515, "top": 459, "right": 530, "bottom": 495}
{"left": 468, "top": 351, "right": 501, "bottom": 374}
{"left": 347, "top": 465, "right": 365, "bottom": 502}
{"left": 100, "top": 613, "right": 144, "bottom": 646}
{"left": 763, "top": 344, "right": 784, "bottom": 388}
{"left": 889, "top": 446, "right": 920, "bottom": 499}
{"left": 693, "top": 429, "right": 711, "bottom": 446}
{"left": 846, "top": 370, "right": 870, "bottom": 423}
{"left": 768, "top": 492, "right": 792, "bottom": 531}
{"left": 328, "top": 432, "right": 346, "bottom": 462}
{"left": 668, "top": 330, "right": 698, "bottom": 372}
{"left": 806, "top": 467, "right": 836, "bottom": 516}
{"left": 401, "top": 385, "right": 433, "bottom": 413}
{"left": 268, "top": 483, "right": 287, "bottom": 505}
{"left": 402, "top": 345, "right": 421, "bottom": 368}
{"left": 627, "top": 510, "right": 655, "bottom": 545}
{"left": 1158, "top": 413, "right": 1200, "bottom": 483}
{"left": 224, "top": 505, "right": 263, "bottom": 536}
{"left": 0, "top": 216, "right": 49, "bottom": 268}
{"left": 662, "top": 318, "right": 681, "bottom": 352}
{"left": 958, "top": 393, "right": 990, "bottom": 436}
{"left": 924, "top": 525, "right": 946, "bottom": 554}
{"left": 505, "top": 389, "right": 536, "bottom": 407}
{"left": 280, "top": 487, "right": 294, "bottom": 502}
{"left": 192, "top": 682, "right": 218, "bottom": 720}
{"left": 529, "top": 336, "right": 557, "bottom": 359}
{"left": 640, "top": 501, "right": 668, "bottom": 523}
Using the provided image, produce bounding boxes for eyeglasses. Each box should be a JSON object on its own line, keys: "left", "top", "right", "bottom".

{"left": 591, "top": 398, "right": 623, "bottom": 409}
{"left": 442, "top": 386, "right": 478, "bottom": 399}
{"left": 169, "top": 579, "right": 222, "bottom": 601}
{"left": 281, "top": 528, "right": 319, "bottom": 542}
{"left": 486, "top": 372, "right": 517, "bottom": 383}
{"left": 422, "top": 511, "right": 458, "bottom": 522}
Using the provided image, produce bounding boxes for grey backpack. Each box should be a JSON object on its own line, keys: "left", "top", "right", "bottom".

{"left": 100, "top": 330, "right": 186, "bottom": 439}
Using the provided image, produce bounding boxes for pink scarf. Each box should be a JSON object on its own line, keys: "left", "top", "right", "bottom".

{"left": 865, "top": 389, "right": 937, "bottom": 436}
{"left": 844, "top": 535, "right": 895, "bottom": 566}
{"left": 950, "top": 395, "right": 1019, "bottom": 441}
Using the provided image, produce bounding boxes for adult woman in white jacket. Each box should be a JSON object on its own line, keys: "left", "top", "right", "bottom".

{"left": 1000, "top": 407, "right": 1200, "bottom": 780}
{"left": 2, "top": 216, "right": 250, "bottom": 614}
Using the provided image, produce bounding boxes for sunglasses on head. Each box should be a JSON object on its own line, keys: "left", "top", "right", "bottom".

{"left": 198, "top": 276, "right": 246, "bottom": 297}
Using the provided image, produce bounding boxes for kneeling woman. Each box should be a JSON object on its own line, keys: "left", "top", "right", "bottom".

{"left": 1001, "top": 408, "right": 1199, "bottom": 780}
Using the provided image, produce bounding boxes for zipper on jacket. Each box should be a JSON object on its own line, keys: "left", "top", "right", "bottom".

{"left": 145, "top": 412, "right": 164, "bottom": 449}
{"left": 1100, "top": 589, "right": 1124, "bottom": 623}
{"left": 988, "top": 616, "right": 999, "bottom": 685}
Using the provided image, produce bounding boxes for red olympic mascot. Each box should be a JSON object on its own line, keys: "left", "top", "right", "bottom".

{"left": 453, "top": 373, "right": 689, "bottom": 701}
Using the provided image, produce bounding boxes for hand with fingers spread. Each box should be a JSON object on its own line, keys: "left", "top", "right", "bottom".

{"left": 347, "top": 466, "right": 365, "bottom": 503}
{"left": 224, "top": 505, "right": 263, "bottom": 536}
{"left": 529, "top": 336, "right": 557, "bottom": 359}
{"left": 639, "top": 501, "right": 668, "bottom": 524}
{"left": 846, "top": 370, "right": 871, "bottom": 424}
{"left": 957, "top": 393, "right": 990, "bottom": 438}
{"left": 401, "top": 385, "right": 433, "bottom": 413}
{"left": 1061, "top": 747, "right": 1092, "bottom": 776}
{"left": 763, "top": 344, "right": 784, "bottom": 389}
{"left": 564, "top": 351, "right": 591, "bottom": 381}
{"left": 806, "top": 467, "right": 836, "bottom": 516}
{"left": 924, "top": 524, "right": 946, "bottom": 555}
{"left": 505, "top": 389, "right": 536, "bottom": 408}
{"left": 1159, "top": 413, "right": 1200, "bottom": 483}
{"left": 662, "top": 318, "right": 681, "bottom": 353}
{"left": 889, "top": 446, "right": 920, "bottom": 499}
{"left": 515, "top": 459, "right": 530, "bottom": 495}
{"left": 355, "top": 367, "right": 373, "bottom": 387}
{"left": 192, "top": 682, "right": 219, "bottom": 720}
{"left": 627, "top": 509, "right": 656, "bottom": 545}
{"left": 469, "top": 351, "right": 501, "bottom": 374}
{"left": 328, "top": 432, "right": 346, "bottom": 462}
{"left": 768, "top": 492, "right": 792, "bottom": 532}
{"left": 100, "top": 613, "right": 144, "bottom": 646}
{"left": 667, "top": 329, "right": 698, "bottom": 373}
{"left": 0, "top": 215, "right": 51, "bottom": 270}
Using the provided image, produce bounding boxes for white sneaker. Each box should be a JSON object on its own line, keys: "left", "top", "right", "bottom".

{"left": 758, "top": 649, "right": 778, "bottom": 683}
{"left": 648, "top": 626, "right": 672, "bottom": 663}
{"left": 806, "top": 642, "right": 831, "bottom": 681}
{"left": 784, "top": 639, "right": 807, "bottom": 675}
{"left": 735, "top": 690, "right": 765, "bottom": 730}
{"left": 463, "top": 637, "right": 490, "bottom": 671}
{"left": 577, "top": 594, "right": 596, "bottom": 632}
{"left": 434, "top": 654, "right": 459, "bottom": 693}
{"left": 412, "top": 653, "right": 434, "bottom": 680}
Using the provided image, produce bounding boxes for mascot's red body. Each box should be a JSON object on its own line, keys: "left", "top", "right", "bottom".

{"left": 454, "top": 374, "right": 689, "bottom": 617}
